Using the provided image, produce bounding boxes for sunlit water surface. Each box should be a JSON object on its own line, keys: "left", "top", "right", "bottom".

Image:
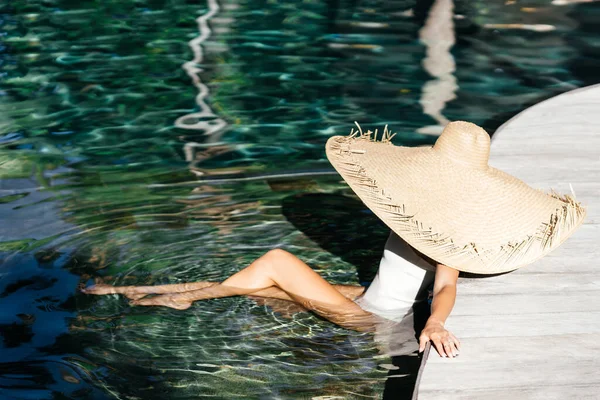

{"left": 1, "top": 0, "right": 599, "bottom": 398}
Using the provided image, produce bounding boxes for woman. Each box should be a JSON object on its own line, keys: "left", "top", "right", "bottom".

{"left": 83, "top": 121, "right": 586, "bottom": 359}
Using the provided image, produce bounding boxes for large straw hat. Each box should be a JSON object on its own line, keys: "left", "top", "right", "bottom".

{"left": 326, "top": 121, "right": 586, "bottom": 274}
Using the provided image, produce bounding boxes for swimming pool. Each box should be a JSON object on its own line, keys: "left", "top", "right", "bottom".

{"left": 1, "top": 0, "right": 599, "bottom": 398}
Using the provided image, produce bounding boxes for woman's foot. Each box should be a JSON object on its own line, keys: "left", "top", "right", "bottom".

{"left": 122, "top": 291, "right": 147, "bottom": 300}
{"left": 130, "top": 294, "right": 192, "bottom": 310}
{"left": 81, "top": 284, "right": 147, "bottom": 301}
{"left": 81, "top": 284, "right": 120, "bottom": 296}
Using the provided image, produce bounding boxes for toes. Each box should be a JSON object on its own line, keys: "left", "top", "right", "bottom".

{"left": 81, "top": 289, "right": 103, "bottom": 295}
{"left": 80, "top": 284, "right": 96, "bottom": 292}
{"left": 80, "top": 284, "right": 119, "bottom": 295}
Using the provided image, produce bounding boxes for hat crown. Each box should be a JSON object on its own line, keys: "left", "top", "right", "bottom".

{"left": 433, "top": 121, "right": 490, "bottom": 169}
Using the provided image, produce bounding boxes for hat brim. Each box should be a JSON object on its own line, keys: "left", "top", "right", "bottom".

{"left": 326, "top": 134, "right": 586, "bottom": 274}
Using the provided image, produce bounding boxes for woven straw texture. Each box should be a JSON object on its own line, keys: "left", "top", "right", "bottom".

{"left": 326, "top": 121, "right": 586, "bottom": 274}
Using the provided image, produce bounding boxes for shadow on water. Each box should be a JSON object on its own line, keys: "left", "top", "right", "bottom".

{"left": 0, "top": 249, "right": 200, "bottom": 399}
{"left": 280, "top": 192, "right": 388, "bottom": 285}
{"left": 0, "top": 251, "right": 110, "bottom": 399}
{"left": 382, "top": 300, "right": 431, "bottom": 400}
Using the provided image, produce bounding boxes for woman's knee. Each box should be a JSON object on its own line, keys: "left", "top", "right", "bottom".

{"left": 262, "top": 249, "right": 294, "bottom": 273}
{"left": 264, "top": 248, "right": 290, "bottom": 260}
{"left": 263, "top": 248, "right": 290, "bottom": 264}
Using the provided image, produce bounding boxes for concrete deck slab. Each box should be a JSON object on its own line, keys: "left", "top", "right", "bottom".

{"left": 418, "top": 84, "right": 600, "bottom": 399}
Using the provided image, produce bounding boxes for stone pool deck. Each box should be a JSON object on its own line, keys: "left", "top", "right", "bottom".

{"left": 417, "top": 84, "right": 600, "bottom": 399}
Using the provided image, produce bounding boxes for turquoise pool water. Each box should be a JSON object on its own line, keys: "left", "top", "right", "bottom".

{"left": 1, "top": 0, "right": 599, "bottom": 398}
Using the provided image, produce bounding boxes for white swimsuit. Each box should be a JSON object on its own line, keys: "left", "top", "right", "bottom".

{"left": 355, "top": 231, "right": 436, "bottom": 321}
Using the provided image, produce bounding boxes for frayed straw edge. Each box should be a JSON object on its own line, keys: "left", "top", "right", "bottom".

{"left": 350, "top": 122, "right": 397, "bottom": 144}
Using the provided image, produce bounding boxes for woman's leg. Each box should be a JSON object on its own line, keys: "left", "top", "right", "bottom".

{"left": 81, "top": 281, "right": 217, "bottom": 300}
{"left": 127, "top": 249, "right": 372, "bottom": 329}
{"left": 83, "top": 279, "right": 362, "bottom": 302}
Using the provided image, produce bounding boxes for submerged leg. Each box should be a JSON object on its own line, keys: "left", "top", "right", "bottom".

{"left": 82, "top": 282, "right": 217, "bottom": 300}
{"left": 130, "top": 249, "right": 372, "bottom": 329}
{"left": 83, "top": 280, "right": 361, "bottom": 302}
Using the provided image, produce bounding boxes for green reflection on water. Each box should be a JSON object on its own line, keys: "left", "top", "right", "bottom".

{"left": 1, "top": 0, "right": 598, "bottom": 397}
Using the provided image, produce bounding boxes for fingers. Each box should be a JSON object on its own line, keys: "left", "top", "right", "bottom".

{"left": 419, "top": 334, "right": 429, "bottom": 353}
{"left": 432, "top": 336, "right": 460, "bottom": 358}
{"left": 451, "top": 341, "right": 460, "bottom": 357}
{"left": 449, "top": 333, "right": 461, "bottom": 351}
{"left": 432, "top": 337, "right": 447, "bottom": 358}
{"left": 420, "top": 333, "right": 455, "bottom": 358}
{"left": 444, "top": 340, "right": 458, "bottom": 358}
{"left": 421, "top": 327, "right": 462, "bottom": 358}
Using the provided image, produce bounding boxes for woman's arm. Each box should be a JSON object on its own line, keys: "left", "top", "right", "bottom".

{"left": 418, "top": 263, "right": 460, "bottom": 358}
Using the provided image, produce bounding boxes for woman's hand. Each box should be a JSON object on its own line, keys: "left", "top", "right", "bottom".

{"left": 419, "top": 318, "right": 460, "bottom": 358}
{"left": 422, "top": 264, "right": 460, "bottom": 358}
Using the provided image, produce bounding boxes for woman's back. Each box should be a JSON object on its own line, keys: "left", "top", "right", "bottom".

{"left": 356, "top": 232, "right": 436, "bottom": 321}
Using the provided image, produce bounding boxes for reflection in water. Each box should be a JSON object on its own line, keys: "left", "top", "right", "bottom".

{"left": 175, "top": 0, "right": 228, "bottom": 162}
{"left": 483, "top": 23, "right": 556, "bottom": 32}
{"left": 552, "top": 0, "right": 597, "bottom": 5}
{"left": 418, "top": 0, "right": 458, "bottom": 135}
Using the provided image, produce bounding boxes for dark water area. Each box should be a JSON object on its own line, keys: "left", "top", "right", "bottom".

{"left": 1, "top": 0, "right": 599, "bottom": 398}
